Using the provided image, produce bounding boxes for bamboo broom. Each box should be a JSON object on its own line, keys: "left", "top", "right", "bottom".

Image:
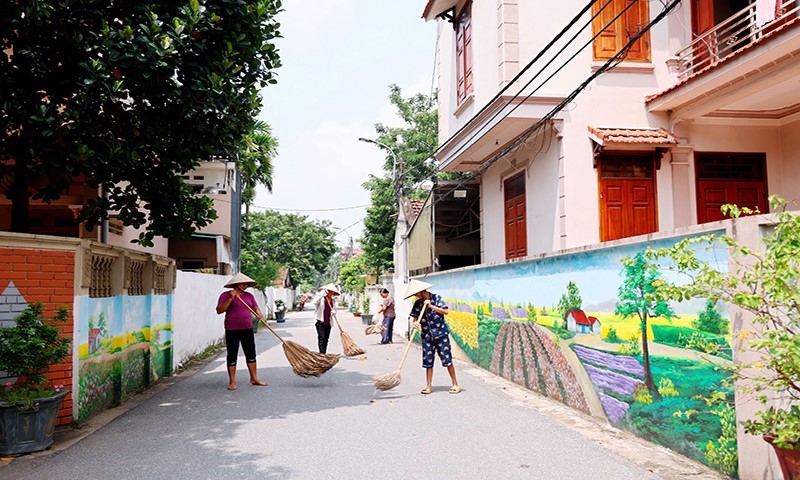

{"left": 372, "top": 305, "right": 427, "bottom": 391}
{"left": 237, "top": 297, "right": 339, "bottom": 378}
{"left": 332, "top": 306, "right": 365, "bottom": 356}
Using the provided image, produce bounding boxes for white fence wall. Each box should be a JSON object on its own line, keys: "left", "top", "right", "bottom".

{"left": 172, "top": 271, "right": 293, "bottom": 365}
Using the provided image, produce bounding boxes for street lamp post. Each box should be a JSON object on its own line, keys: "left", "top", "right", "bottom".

{"left": 358, "top": 137, "right": 402, "bottom": 191}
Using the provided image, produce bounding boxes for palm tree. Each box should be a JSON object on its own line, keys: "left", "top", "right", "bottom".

{"left": 239, "top": 120, "right": 278, "bottom": 216}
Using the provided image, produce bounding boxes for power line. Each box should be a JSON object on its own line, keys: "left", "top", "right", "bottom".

{"left": 250, "top": 204, "right": 370, "bottom": 213}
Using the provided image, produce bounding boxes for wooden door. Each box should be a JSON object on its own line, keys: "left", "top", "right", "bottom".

{"left": 598, "top": 153, "right": 657, "bottom": 242}
{"left": 504, "top": 173, "right": 527, "bottom": 259}
{"left": 691, "top": 0, "right": 717, "bottom": 68}
{"left": 695, "top": 152, "right": 767, "bottom": 223}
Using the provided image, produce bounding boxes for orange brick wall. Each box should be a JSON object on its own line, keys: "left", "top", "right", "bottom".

{"left": 0, "top": 247, "right": 75, "bottom": 426}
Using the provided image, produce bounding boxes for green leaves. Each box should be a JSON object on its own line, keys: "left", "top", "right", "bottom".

{"left": 1, "top": 1, "right": 283, "bottom": 244}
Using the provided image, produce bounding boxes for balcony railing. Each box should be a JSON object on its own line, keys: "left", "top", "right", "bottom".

{"left": 675, "top": 0, "right": 800, "bottom": 79}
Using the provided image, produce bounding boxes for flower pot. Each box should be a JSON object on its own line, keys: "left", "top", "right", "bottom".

{"left": 275, "top": 310, "right": 286, "bottom": 322}
{"left": 361, "top": 314, "right": 374, "bottom": 325}
{"left": 764, "top": 434, "right": 800, "bottom": 480}
{"left": 0, "top": 390, "right": 69, "bottom": 455}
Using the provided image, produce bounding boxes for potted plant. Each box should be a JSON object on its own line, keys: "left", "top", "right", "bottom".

{"left": 274, "top": 299, "right": 287, "bottom": 322}
{"left": 650, "top": 196, "right": 800, "bottom": 479}
{"left": 361, "top": 296, "right": 373, "bottom": 325}
{"left": 0, "top": 303, "right": 71, "bottom": 455}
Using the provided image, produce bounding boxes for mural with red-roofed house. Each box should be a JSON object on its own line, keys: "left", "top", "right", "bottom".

{"left": 565, "top": 309, "right": 602, "bottom": 334}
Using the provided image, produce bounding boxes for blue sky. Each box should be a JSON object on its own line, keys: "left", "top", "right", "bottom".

{"left": 253, "top": 1, "right": 437, "bottom": 247}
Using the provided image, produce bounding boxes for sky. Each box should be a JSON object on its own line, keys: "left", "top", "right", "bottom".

{"left": 253, "top": 1, "right": 438, "bottom": 248}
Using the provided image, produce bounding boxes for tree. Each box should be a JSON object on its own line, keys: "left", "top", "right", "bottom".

{"left": 239, "top": 120, "right": 278, "bottom": 216}
{"left": 360, "top": 85, "right": 440, "bottom": 274}
{"left": 0, "top": 2, "right": 282, "bottom": 246}
{"left": 615, "top": 251, "right": 676, "bottom": 392}
{"left": 557, "top": 280, "right": 583, "bottom": 320}
{"left": 693, "top": 300, "right": 729, "bottom": 335}
{"left": 242, "top": 210, "right": 337, "bottom": 287}
{"left": 339, "top": 255, "right": 367, "bottom": 295}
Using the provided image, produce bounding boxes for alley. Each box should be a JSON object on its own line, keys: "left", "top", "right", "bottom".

{"left": 1, "top": 309, "right": 726, "bottom": 480}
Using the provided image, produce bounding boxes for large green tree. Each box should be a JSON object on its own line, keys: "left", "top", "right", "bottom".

{"left": 242, "top": 210, "right": 337, "bottom": 287}
{"left": 360, "top": 85, "right": 439, "bottom": 273}
{"left": 0, "top": 1, "right": 282, "bottom": 245}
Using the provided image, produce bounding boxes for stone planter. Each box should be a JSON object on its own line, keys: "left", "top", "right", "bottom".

{"left": 361, "top": 314, "right": 374, "bottom": 325}
{"left": 275, "top": 310, "right": 286, "bottom": 323}
{"left": 0, "top": 390, "right": 69, "bottom": 455}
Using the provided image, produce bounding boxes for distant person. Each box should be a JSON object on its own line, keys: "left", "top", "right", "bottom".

{"left": 377, "top": 288, "right": 396, "bottom": 344}
{"left": 313, "top": 283, "right": 340, "bottom": 354}
{"left": 216, "top": 273, "right": 268, "bottom": 390}
{"left": 406, "top": 279, "right": 461, "bottom": 395}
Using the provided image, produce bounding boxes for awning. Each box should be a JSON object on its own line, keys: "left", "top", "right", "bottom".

{"left": 422, "top": 0, "right": 458, "bottom": 21}
{"left": 588, "top": 126, "right": 679, "bottom": 147}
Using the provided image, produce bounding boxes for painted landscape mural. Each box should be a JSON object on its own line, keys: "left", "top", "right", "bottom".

{"left": 76, "top": 294, "right": 173, "bottom": 423}
{"left": 431, "top": 232, "right": 738, "bottom": 477}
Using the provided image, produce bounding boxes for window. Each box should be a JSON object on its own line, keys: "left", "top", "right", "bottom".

{"left": 455, "top": 1, "right": 473, "bottom": 104}
{"left": 592, "top": 0, "right": 651, "bottom": 62}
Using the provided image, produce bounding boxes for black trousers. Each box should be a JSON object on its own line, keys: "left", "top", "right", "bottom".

{"left": 226, "top": 328, "right": 257, "bottom": 366}
{"left": 315, "top": 321, "right": 332, "bottom": 354}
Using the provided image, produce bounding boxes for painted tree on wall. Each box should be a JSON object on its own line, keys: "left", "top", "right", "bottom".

{"left": 615, "top": 251, "right": 675, "bottom": 392}
{"left": 557, "top": 280, "right": 583, "bottom": 321}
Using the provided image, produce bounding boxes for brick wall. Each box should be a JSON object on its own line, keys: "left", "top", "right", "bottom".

{"left": 0, "top": 247, "right": 75, "bottom": 426}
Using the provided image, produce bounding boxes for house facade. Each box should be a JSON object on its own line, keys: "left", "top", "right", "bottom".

{"left": 0, "top": 159, "right": 241, "bottom": 273}
{"left": 411, "top": 1, "right": 800, "bottom": 478}
{"left": 422, "top": 0, "right": 800, "bottom": 264}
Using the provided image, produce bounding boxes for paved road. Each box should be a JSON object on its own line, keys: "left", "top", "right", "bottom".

{"left": 1, "top": 309, "right": 726, "bottom": 480}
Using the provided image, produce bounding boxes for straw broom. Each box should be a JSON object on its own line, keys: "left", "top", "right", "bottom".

{"left": 364, "top": 324, "right": 384, "bottom": 335}
{"left": 332, "top": 308, "right": 365, "bottom": 356}
{"left": 237, "top": 297, "right": 339, "bottom": 378}
{"left": 372, "top": 305, "right": 427, "bottom": 391}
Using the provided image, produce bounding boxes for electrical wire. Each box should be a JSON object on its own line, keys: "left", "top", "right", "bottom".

{"left": 249, "top": 204, "right": 370, "bottom": 213}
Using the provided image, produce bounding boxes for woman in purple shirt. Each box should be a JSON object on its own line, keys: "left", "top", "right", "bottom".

{"left": 216, "top": 273, "right": 268, "bottom": 390}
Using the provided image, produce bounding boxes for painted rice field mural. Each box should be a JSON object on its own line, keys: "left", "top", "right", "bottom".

{"left": 432, "top": 232, "right": 738, "bottom": 477}
{"left": 76, "top": 294, "right": 173, "bottom": 423}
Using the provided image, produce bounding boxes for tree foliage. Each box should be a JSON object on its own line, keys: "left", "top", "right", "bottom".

{"left": 616, "top": 251, "right": 676, "bottom": 392}
{"left": 361, "top": 85, "right": 440, "bottom": 273}
{"left": 557, "top": 280, "right": 583, "bottom": 320}
{"left": 693, "top": 300, "right": 729, "bottom": 335}
{"left": 338, "top": 255, "right": 366, "bottom": 295}
{"left": 239, "top": 120, "right": 278, "bottom": 214}
{"left": 242, "top": 210, "right": 336, "bottom": 287}
{"left": 0, "top": 1, "right": 282, "bottom": 245}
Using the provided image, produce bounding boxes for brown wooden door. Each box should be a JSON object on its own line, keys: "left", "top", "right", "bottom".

{"left": 691, "top": 0, "right": 716, "bottom": 68}
{"left": 695, "top": 152, "right": 767, "bottom": 223}
{"left": 598, "top": 153, "right": 657, "bottom": 242}
{"left": 600, "top": 179, "right": 657, "bottom": 241}
{"left": 504, "top": 173, "right": 527, "bottom": 259}
{"left": 697, "top": 181, "right": 766, "bottom": 223}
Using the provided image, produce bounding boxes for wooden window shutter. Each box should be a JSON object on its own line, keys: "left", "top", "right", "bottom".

{"left": 592, "top": 0, "right": 650, "bottom": 62}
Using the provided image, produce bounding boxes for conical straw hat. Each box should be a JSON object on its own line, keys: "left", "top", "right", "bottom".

{"left": 224, "top": 272, "right": 257, "bottom": 288}
{"left": 321, "top": 283, "right": 341, "bottom": 295}
{"left": 403, "top": 279, "right": 433, "bottom": 299}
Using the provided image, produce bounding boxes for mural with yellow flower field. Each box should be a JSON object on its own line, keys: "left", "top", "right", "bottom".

{"left": 429, "top": 232, "right": 738, "bottom": 478}
{"left": 76, "top": 294, "right": 172, "bottom": 423}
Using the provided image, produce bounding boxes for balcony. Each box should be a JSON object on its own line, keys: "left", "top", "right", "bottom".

{"left": 647, "top": 0, "right": 800, "bottom": 123}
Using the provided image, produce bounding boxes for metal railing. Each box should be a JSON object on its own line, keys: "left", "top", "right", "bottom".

{"left": 675, "top": 0, "right": 800, "bottom": 79}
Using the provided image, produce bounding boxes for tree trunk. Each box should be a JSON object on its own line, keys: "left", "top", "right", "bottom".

{"left": 9, "top": 155, "right": 30, "bottom": 233}
{"left": 641, "top": 315, "right": 657, "bottom": 392}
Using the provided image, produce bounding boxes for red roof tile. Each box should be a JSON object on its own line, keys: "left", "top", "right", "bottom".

{"left": 588, "top": 126, "right": 678, "bottom": 145}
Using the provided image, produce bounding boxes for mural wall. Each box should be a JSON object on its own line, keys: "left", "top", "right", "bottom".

{"left": 428, "top": 232, "right": 738, "bottom": 477}
{"left": 76, "top": 293, "right": 173, "bottom": 423}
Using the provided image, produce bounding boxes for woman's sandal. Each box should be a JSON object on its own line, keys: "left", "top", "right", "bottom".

{"left": 449, "top": 385, "right": 462, "bottom": 394}
{"left": 420, "top": 386, "right": 433, "bottom": 395}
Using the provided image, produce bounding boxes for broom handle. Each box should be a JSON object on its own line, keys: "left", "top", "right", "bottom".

{"left": 236, "top": 295, "right": 286, "bottom": 345}
{"left": 396, "top": 304, "right": 428, "bottom": 370}
{"left": 330, "top": 298, "right": 344, "bottom": 333}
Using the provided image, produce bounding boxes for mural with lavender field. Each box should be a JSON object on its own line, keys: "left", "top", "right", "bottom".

{"left": 431, "top": 232, "right": 738, "bottom": 477}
